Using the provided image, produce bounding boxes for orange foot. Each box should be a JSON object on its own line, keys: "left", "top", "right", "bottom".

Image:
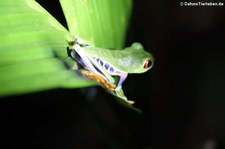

{"left": 80, "top": 70, "right": 116, "bottom": 92}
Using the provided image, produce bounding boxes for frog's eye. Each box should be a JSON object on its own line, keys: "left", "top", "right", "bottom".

{"left": 143, "top": 58, "right": 152, "bottom": 69}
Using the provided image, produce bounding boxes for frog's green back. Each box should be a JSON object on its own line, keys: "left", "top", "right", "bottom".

{"left": 82, "top": 43, "right": 154, "bottom": 73}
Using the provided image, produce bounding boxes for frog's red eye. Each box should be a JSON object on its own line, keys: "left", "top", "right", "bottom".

{"left": 143, "top": 58, "right": 152, "bottom": 69}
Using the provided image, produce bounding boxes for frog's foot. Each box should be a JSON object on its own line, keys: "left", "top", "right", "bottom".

{"left": 115, "top": 86, "right": 134, "bottom": 104}
{"left": 80, "top": 70, "right": 116, "bottom": 92}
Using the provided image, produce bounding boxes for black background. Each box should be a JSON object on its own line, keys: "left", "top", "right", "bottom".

{"left": 1, "top": 0, "right": 225, "bottom": 149}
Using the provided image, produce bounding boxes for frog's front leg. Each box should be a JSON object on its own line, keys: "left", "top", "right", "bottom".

{"left": 115, "top": 73, "right": 128, "bottom": 91}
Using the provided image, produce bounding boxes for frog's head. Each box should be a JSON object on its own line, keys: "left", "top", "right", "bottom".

{"left": 130, "top": 43, "right": 154, "bottom": 73}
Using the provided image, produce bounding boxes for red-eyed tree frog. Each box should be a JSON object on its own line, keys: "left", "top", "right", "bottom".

{"left": 69, "top": 38, "right": 154, "bottom": 104}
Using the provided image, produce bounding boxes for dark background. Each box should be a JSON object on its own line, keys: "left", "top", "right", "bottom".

{"left": 0, "top": 0, "right": 225, "bottom": 149}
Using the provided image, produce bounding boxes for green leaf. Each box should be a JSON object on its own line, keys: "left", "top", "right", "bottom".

{"left": 59, "top": 0, "right": 132, "bottom": 48}
{"left": 0, "top": 0, "right": 94, "bottom": 97}
{"left": 0, "top": 0, "right": 134, "bottom": 100}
